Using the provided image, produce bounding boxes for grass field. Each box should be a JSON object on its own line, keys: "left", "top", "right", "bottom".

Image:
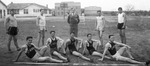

{"left": 0, "top": 16, "right": 150, "bottom": 66}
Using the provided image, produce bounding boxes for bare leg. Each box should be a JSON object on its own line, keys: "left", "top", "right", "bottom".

{"left": 13, "top": 35, "right": 20, "bottom": 51}
{"left": 117, "top": 56, "right": 144, "bottom": 64}
{"left": 118, "top": 46, "right": 134, "bottom": 59}
{"left": 7, "top": 35, "right": 12, "bottom": 51}
{"left": 98, "top": 30, "right": 103, "bottom": 47}
{"left": 92, "top": 51, "right": 110, "bottom": 59}
{"left": 42, "top": 30, "right": 45, "bottom": 46}
{"left": 39, "top": 46, "right": 48, "bottom": 56}
{"left": 37, "top": 31, "right": 41, "bottom": 47}
{"left": 35, "top": 56, "right": 63, "bottom": 63}
{"left": 72, "top": 51, "right": 90, "bottom": 61}
{"left": 53, "top": 51, "right": 68, "bottom": 61}
{"left": 122, "top": 29, "right": 126, "bottom": 44}
{"left": 119, "top": 30, "right": 123, "bottom": 43}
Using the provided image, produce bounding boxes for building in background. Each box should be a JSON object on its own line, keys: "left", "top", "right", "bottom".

{"left": 0, "top": 0, "right": 7, "bottom": 18}
{"left": 7, "top": 2, "right": 51, "bottom": 17}
{"left": 84, "top": 6, "right": 101, "bottom": 16}
{"left": 55, "top": 1, "right": 81, "bottom": 16}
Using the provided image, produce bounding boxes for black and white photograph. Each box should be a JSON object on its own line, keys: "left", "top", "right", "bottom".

{"left": 0, "top": 0, "right": 150, "bottom": 66}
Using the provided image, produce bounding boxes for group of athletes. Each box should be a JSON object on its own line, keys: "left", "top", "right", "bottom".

{"left": 4, "top": 7, "right": 150, "bottom": 65}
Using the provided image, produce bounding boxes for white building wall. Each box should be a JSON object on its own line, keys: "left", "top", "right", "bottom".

{"left": 0, "top": 2, "right": 7, "bottom": 18}
{"left": 15, "top": 5, "right": 51, "bottom": 17}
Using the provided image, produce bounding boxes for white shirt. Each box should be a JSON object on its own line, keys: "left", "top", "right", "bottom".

{"left": 37, "top": 15, "right": 46, "bottom": 26}
{"left": 6, "top": 15, "right": 17, "bottom": 27}
{"left": 96, "top": 16, "right": 105, "bottom": 28}
{"left": 118, "top": 12, "right": 125, "bottom": 23}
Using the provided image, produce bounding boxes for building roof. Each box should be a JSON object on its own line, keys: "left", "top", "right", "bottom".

{"left": 7, "top": 3, "right": 49, "bottom": 9}
{"left": 0, "top": 0, "right": 7, "bottom": 8}
{"left": 84, "top": 6, "right": 101, "bottom": 10}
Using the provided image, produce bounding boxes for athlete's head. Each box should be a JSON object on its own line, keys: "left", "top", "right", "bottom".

{"left": 109, "top": 35, "right": 114, "bottom": 42}
{"left": 70, "top": 32, "right": 75, "bottom": 38}
{"left": 10, "top": 9, "right": 15, "bottom": 16}
{"left": 40, "top": 9, "right": 45, "bottom": 15}
{"left": 87, "top": 33, "right": 92, "bottom": 40}
{"left": 97, "top": 10, "right": 102, "bottom": 16}
{"left": 26, "top": 36, "right": 33, "bottom": 44}
{"left": 50, "top": 31, "right": 55, "bottom": 37}
{"left": 118, "top": 7, "right": 123, "bottom": 13}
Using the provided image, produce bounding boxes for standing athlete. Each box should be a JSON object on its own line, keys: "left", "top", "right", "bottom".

{"left": 99, "top": 35, "right": 150, "bottom": 66}
{"left": 65, "top": 32, "right": 94, "bottom": 62}
{"left": 117, "top": 7, "right": 127, "bottom": 44}
{"left": 4, "top": 9, "right": 20, "bottom": 52}
{"left": 36, "top": 9, "right": 47, "bottom": 47}
{"left": 13, "top": 36, "right": 65, "bottom": 63}
{"left": 95, "top": 10, "right": 106, "bottom": 46}
{"left": 46, "top": 31, "right": 69, "bottom": 62}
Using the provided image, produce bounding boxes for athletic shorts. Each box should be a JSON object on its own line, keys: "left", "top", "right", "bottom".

{"left": 117, "top": 23, "right": 125, "bottom": 29}
{"left": 87, "top": 47, "right": 96, "bottom": 55}
{"left": 31, "top": 52, "right": 41, "bottom": 61}
{"left": 7, "top": 27, "right": 18, "bottom": 36}
{"left": 96, "top": 26, "right": 104, "bottom": 31}
{"left": 112, "top": 51, "right": 123, "bottom": 61}
{"left": 50, "top": 48, "right": 58, "bottom": 55}
{"left": 69, "top": 49, "right": 77, "bottom": 54}
{"left": 39, "top": 26, "right": 46, "bottom": 30}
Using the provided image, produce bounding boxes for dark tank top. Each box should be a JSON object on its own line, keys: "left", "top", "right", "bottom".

{"left": 25, "top": 44, "right": 36, "bottom": 58}
{"left": 49, "top": 38, "right": 57, "bottom": 50}
{"left": 108, "top": 41, "right": 117, "bottom": 55}
{"left": 68, "top": 38, "right": 77, "bottom": 51}
{"left": 86, "top": 40, "right": 95, "bottom": 51}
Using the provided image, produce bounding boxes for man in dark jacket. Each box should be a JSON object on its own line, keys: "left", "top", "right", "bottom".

{"left": 67, "top": 9, "right": 80, "bottom": 37}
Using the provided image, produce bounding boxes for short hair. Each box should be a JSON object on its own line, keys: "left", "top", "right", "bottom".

{"left": 26, "top": 36, "right": 33, "bottom": 40}
{"left": 50, "top": 31, "right": 55, "bottom": 34}
{"left": 70, "top": 32, "right": 75, "bottom": 35}
{"left": 87, "top": 33, "right": 92, "bottom": 37}
{"left": 118, "top": 7, "right": 122, "bottom": 10}
{"left": 108, "top": 35, "right": 114, "bottom": 39}
{"left": 97, "top": 10, "right": 101, "bottom": 12}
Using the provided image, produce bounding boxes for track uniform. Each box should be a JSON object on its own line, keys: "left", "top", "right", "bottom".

{"left": 37, "top": 15, "right": 46, "bottom": 30}
{"left": 23, "top": 44, "right": 41, "bottom": 61}
{"left": 46, "top": 37, "right": 64, "bottom": 54}
{"left": 68, "top": 38, "right": 77, "bottom": 54}
{"left": 6, "top": 16, "right": 18, "bottom": 36}
{"left": 96, "top": 16, "right": 105, "bottom": 31}
{"left": 117, "top": 12, "right": 126, "bottom": 29}
{"left": 86, "top": 40, "right": 96, "bottom": 55}
{"left": 107, "top": 41, "right": 124, "bottom": 60}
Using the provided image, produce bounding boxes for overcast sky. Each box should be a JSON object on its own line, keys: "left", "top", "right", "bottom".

{"left": 2, "top": 0, "right": 150, "bottom": 11}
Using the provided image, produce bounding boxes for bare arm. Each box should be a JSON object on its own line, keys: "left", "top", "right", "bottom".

{"left": 123, "top": 13, "right": 127, "bottom": 28}
{"left": 13, "top": 47, "right": 25, "bottom": 62}
{"left": 99, "top": 44, "right": 109, "bottom": 61}
{"left": 114, "top": 41, "right": 131, "bottom": 48}
{"left": 4, "top": 17, "right": 10, "bottom": 30}
{"left": 82, "top": 41, "right": 88, "bottom": 54}
{"left": 36, "top": 16, "right": 40, "bottom": 26}
{"left": 67, "top": 15, "right": 70, "bottom": 24}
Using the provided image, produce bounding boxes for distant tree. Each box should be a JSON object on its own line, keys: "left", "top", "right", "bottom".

{"left": 125, "top": 4, "right": 135, "bottom": 11}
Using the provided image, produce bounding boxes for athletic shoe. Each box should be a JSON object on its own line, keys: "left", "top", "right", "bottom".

{"left": 146, "top": 60, "right": 150, "bottom": 66}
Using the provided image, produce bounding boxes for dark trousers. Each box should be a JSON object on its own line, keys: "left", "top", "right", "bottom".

{"left": 70, "top": 25, "right": 78, "bottom": 37}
